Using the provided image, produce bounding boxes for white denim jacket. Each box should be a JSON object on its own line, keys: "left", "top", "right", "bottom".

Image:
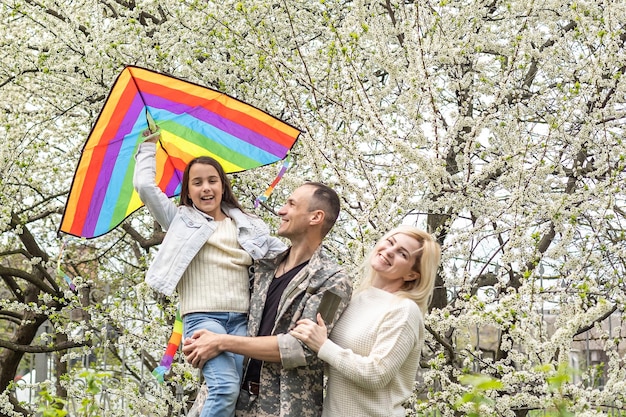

{"left": 133, "top": 142, "right": 286, "bottom": 296}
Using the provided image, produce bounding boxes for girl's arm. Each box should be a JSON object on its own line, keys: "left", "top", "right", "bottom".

{"left": 267, "top": 236, "right": 288, "bottom": 255}
{"left": 133, "top": 135, "right": 178, "bottom": 229}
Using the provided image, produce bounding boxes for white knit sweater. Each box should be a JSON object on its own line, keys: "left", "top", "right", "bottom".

{"left": 177, "top": 218, "right": 252, "bottom": 315}
{"left": 317, "top": 287, "right": 424, "bottom": 417}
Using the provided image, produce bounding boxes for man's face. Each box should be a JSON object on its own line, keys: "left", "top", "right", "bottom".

{"left": 276, "top": 184, "right": 315, "bottom": 239}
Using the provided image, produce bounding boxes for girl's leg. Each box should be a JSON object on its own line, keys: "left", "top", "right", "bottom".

{"left": 184, "top": 313, "right": 242, "bottom": 417}
{"left": 224, "top": 312, "right": 248, "bottom": 380}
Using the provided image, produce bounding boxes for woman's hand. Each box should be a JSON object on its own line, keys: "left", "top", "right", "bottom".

{"left": 142, "top": 128, "right": 160, "bottom": 143}
{"left": 290, "top": 313, "right": 328, "bottom": 353}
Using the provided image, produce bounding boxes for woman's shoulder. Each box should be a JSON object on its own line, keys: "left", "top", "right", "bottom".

{"left": 393, "top": 297, "right": 424, "bottom": 334}
{"left": 365, "top": 288, "right": 422, "bottom": 321}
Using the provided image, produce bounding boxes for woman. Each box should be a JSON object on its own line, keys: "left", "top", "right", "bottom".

{"left": 134, "top": 129, "right": 285, "bottom": 417}
{"left": 290, "top": 225, "right": 441, "bottom": 417}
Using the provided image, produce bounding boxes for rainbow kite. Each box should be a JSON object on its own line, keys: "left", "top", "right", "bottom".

{"left": 59, "top": 66, "right": 300, "bottom": 238}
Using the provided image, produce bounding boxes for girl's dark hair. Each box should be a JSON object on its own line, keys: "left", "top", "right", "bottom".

{"left": 179, "top": 156, "right": 244, "bottom": 212}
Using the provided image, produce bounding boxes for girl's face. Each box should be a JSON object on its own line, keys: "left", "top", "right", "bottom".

{"left": 187, "top": 162, "right": 224, "bottom": 218}
{"left": 370, "top": 233, "right": 420, "bottom": 290}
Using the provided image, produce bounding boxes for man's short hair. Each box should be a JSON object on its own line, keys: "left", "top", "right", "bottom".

{"left": 305, "top": 182, "right": 340, "bottom": 237}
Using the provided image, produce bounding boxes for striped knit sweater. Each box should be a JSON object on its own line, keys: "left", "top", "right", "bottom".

{"left": 177, "top": 218, "right": 252, "bottom": 315}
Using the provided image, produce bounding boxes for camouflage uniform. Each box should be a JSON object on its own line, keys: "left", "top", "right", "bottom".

{"left": 236, "top": 247, "right": 353, "bottom": 417}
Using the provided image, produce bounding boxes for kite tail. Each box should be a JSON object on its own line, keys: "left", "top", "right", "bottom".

{"left": 255, "top": 154, "right": 292, "bottom": 208}
{"left": 153, "top": 309, "right": 183, "bottom": 383}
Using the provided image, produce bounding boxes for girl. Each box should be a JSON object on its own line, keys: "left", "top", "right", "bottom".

{"left": 134, "top": 129, "right": 285, "bottom": 417}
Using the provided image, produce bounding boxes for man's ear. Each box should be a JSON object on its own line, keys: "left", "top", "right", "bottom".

{"left": 309, "top": 210, "right": 325, "bottom": 226}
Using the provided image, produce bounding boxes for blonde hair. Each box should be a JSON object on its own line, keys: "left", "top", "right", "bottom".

{"left": 357, "top": 225, "right": 441, "bottom": 315}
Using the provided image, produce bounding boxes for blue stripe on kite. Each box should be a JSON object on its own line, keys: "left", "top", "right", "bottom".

{"left": 147, "top": 107, "right": 281, "bottom": 166}
{"left": 143, "top": 94, "right": 289, "bottom": 158}
{"left": 93, "top": 114, "right": 147, "bottom": 236}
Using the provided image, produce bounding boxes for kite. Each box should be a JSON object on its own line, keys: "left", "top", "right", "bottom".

{"left": 59, "top": 65, "right": 300, "bottom": 239}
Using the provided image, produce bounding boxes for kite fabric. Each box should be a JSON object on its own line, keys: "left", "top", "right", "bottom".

{"left": 152, "top": 309, "right": 183, "bottom": 383}
{"left": 59, "top": 65, "right": 300, "bottom": 239}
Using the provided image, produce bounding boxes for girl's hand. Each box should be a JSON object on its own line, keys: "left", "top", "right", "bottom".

{"left": 290, "top": 313, "right": 327, "bottom": 353}
{"left": 142, "top": 128, "right": 160, "bottom": 143}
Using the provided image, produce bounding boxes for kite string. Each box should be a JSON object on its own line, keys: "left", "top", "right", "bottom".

{"left": 254, "top": 154, "right": 292, "bottom": 208}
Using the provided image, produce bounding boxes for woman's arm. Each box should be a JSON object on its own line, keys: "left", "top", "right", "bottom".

{"left": 294, "top": 303, "right": 422, "bottom": 389}
{"left": 290, "top": 314, "right": 328, "bottom": 353}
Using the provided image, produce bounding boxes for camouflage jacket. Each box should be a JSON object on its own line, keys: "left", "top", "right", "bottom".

{"left": 236, "top": 246, "right": 353, "bottom": 417}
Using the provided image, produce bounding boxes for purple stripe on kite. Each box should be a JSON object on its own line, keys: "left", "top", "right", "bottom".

{"left": 165, "top": 170, "right": 183, "bottom": 196}
{"left": 83, "top": 93, "right": 145, "bottom": 236}
{"left": 143, "top": 93, "right": 287, "bottom": 158}
{"left": 160, "top": 356, "right": 174, "bottom": 368}
{"left": 112, "top": 93, "right": 147, "bottom": 144}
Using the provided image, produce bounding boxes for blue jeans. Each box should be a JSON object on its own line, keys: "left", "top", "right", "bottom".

{"left": 183, "top": 312, "right": 247, "bottom": 417}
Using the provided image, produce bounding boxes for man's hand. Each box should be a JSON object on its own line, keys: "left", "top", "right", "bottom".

{"left": 182, "top": 329, "right": 223, "bottom": 368}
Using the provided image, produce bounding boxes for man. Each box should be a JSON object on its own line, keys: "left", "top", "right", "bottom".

{"left": 182, "top": 182, "right": 353, "bottom": 417}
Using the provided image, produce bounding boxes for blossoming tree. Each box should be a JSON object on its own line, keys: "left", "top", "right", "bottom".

{"left": 1, "top": 0, "right": 624, "bottom": 416}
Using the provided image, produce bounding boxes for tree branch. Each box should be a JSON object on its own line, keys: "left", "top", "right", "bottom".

{"left": 0, "top": 338, "right": 88, "bottom": 353}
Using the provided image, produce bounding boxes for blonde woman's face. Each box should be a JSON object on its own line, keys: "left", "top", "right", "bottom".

{"left": 370, "top": 233, "right": 421, "bottom": 284}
